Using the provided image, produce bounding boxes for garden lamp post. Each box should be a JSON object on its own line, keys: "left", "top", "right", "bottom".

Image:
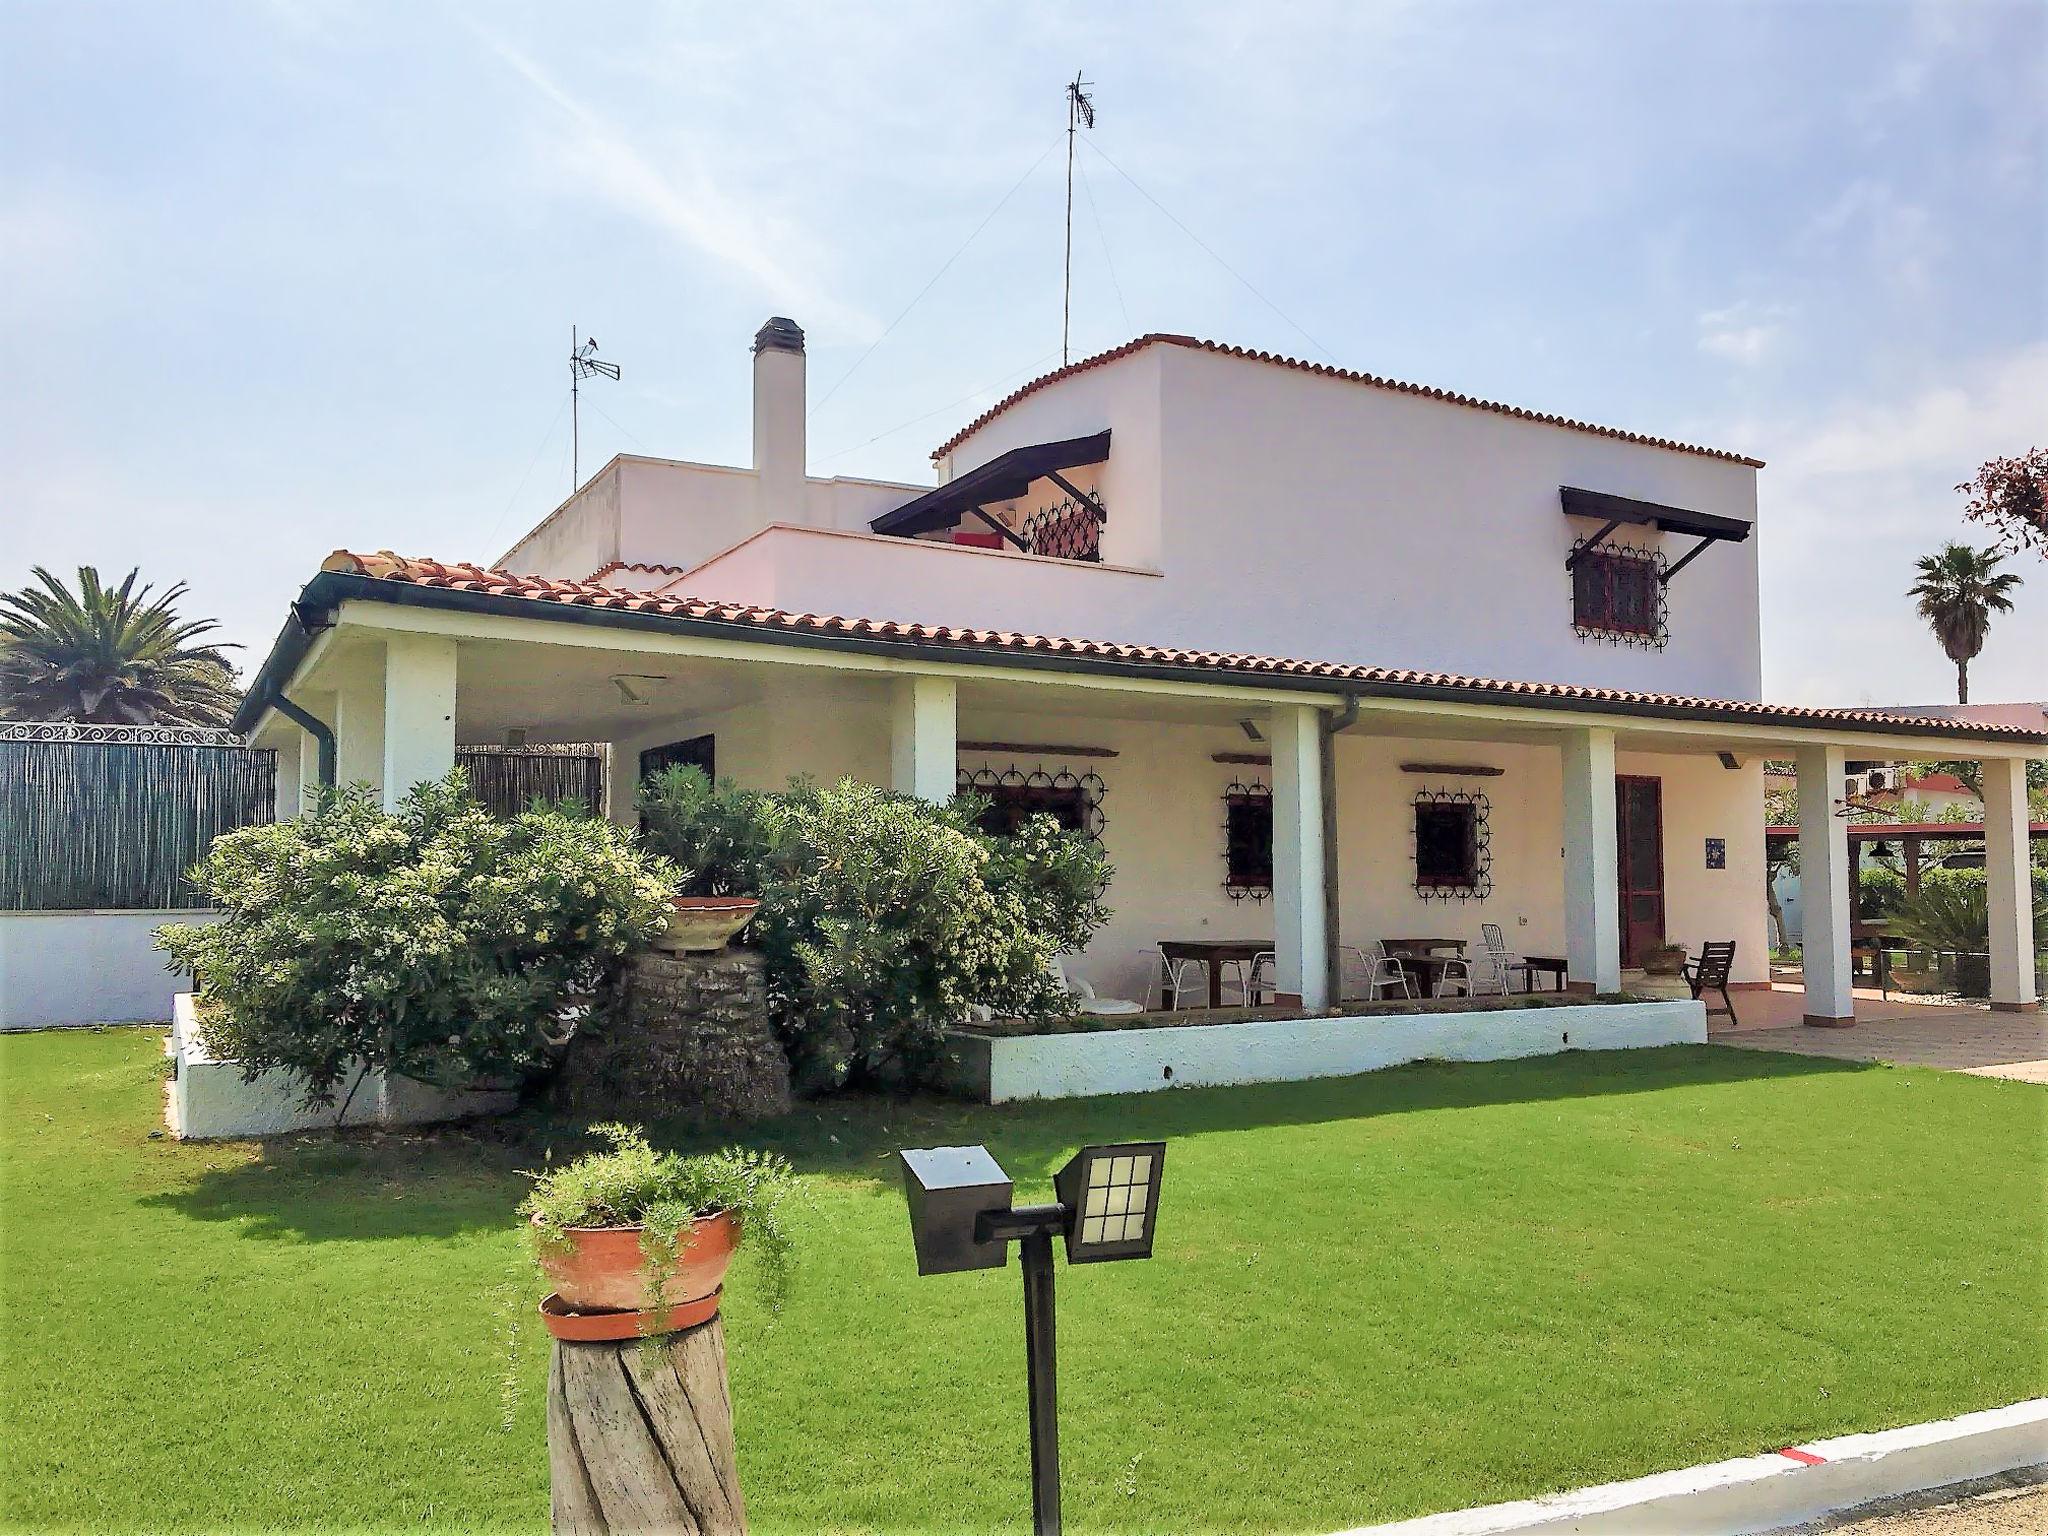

{"left": 898, "top": 1141, "right": 1166, "bottom": 1536}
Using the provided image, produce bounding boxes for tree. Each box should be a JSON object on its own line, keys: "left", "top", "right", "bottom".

{"left": 1958, "top": 449, "right": 2047, "bottom": 559}
{"left": 0, "top": 566, "right": 240, "bottom": 726}
{"left": 1906, "top": 543, "right": 2022, "bottom": 705}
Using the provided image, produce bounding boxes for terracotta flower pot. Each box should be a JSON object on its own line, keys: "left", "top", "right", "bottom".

{"left": 536, "top": 1209, "right": 740, "bottom": 1314}
{"left": 659, "top": 896, "right": 760, "bottom": 953}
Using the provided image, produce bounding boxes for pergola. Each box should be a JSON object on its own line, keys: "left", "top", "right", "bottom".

{"left": 1767, "top": 820, "right": 2048, "bottom": 898}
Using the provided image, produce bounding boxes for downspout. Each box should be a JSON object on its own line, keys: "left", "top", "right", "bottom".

{"left": 1320, "top": 692, "right": 1361, "bottom": 1007}
{"left": 270, "top": 693, "right": 336, "bottom": 788}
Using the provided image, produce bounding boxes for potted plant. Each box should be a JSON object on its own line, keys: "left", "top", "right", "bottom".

{"left": 659, "top": 893, "right": 760, "bottom": 953}
{"left": 523, "top": 1123, "right": 796, "bottom": 1340}
{"left": 1641, "top": 943, "right": 1690, "bottom": 978}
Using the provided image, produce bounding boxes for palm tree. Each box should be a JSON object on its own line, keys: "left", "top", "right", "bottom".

{"left": 1907, "top": 543, "right": 2023, "bottom": 704}
{"left": 0, "top": 566, "right": 240, "bottom": 726}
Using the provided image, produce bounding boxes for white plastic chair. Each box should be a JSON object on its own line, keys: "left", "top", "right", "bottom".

{"left": 1474, "top": 923, "right": 1519, "bottom": 996}
{"left": 1245, "top": 951, "right": 1277, "bottom": 1004}
{"left": 1049, "top": 955, "right": 1146, "bottom": 1016}
{"left": 1157, "top": 946, "right": 1255, "bottom": 1008}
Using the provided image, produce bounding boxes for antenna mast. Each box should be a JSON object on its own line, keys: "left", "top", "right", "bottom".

{"left": 568, "top": 326, "right": 622, "bottom": 493}
{"left": 1063, "top": 70, "right": 1095, "bottom": 367}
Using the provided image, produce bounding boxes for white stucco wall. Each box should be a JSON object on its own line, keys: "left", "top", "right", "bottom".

{"left": 503, "top": 456, "right": 924, "bottom": 586}
{"left": 1, "top": 909, "right": 215, "bottom": 1029}
{"left": 660, "top": 341, "right": 1762, "bottom": 700}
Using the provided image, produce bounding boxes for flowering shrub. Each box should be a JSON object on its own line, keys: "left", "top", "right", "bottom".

{"left": 638, "top": 769, "right": 1110, "bottom": 1091}
{"left": 157, "top": 772, "right": 678, "bottom": 1104}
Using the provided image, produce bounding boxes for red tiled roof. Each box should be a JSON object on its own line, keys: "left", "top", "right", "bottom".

{"left": 314, "top": 550, "right": 2048, "bottom": 741}
{"left": 931, "top": 334, "right": 1766, "bottom": 466}
{"left": 1901, "top": 772, "right": 1971, "bottom": 795}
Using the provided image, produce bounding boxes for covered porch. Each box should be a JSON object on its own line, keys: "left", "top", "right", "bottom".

{"left": 239, "top": 558, "right": 2046, "bottom": 1027}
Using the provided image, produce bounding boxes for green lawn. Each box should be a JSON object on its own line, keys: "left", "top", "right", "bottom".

{"left": 3, "top": 1029, "right": 2043, "bottom": 1535}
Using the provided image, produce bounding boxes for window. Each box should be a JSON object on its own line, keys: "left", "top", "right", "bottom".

{"left": 639, "top": 734, "right": 715, "bottom": 782}
{"left": 974, "top": 781, "right": 1088, "bottom": 838}
{"left": 1224, "top": 783, "right": 1273, "bottom": 899}
{"left": 1572, "top": 546, "right": 1663, "bottom": 642}
{"left": 1412, "top": 789, "right": 1492, "bottom": 900}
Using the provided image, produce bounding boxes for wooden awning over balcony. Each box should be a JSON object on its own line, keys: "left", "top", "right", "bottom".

{"left": 871, "top": 430, "right": 1111, "bottom": 539}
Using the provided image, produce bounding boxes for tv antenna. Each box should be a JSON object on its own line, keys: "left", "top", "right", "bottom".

{"left": 568, "top": 326, "right": 621, "bottom": 492}
{"left": 1063, "top": 70, "right": 1095, "bottom": 366}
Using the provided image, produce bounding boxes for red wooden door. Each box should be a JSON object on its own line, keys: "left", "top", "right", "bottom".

{"left": 1616, "top": 775, "right": 1666, "bottom": 967}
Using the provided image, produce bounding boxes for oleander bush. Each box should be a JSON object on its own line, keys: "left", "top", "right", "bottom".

{"left": 638, "top": 768, "right": 1111, "bottom": 1091}
{"left": 156, "top": 772, "right": 678, "bottom": 1105}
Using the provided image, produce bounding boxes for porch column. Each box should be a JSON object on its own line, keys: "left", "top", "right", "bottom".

{"left": 1796, "top": 744, "right": 1854, "bottom": 1025}
{"left": 1271, "top": 703, "right": 1330, "bottom": 1010}
{"left": 890, "top": 675, "right": 957, "bottom": 802}
{"left": 1982, "top": 757, "right": 2040, "bottom": 1013}
{"left": 381, "top": 634, "right": 458, "bottom": 811}
{"left": 332, "top": 661, "right": 386, "bottom": 795}
{"left": 1560, "top": 727, "right": 1621, "bottom": 994}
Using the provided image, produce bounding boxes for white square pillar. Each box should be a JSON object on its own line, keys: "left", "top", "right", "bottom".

{"left": 1561, "top": 726, "right": 1622, "bottom": 994}
{"left": 1796, "top": 744, "right": 1854, "bottom": 1025}
{"left": 1271, "top": 703, "right": 1329, "bottom": 1010}
{"left": 890, "top": 676, "right": 957, "bottom": 802}
{"left": 1982, "top": 757, "right": 2040, "bottom": 1013}
{"left": 333, "top": 659, "right": 386, "bottom": 796}
{"left": 381, "top": 634, "right": 458, "bottom": 811}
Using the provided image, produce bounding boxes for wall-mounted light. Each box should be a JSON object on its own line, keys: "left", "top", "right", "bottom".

{"left": 900, "top": 1141, "right": 1168, "bottom": 1534}
{"left": 1237, "top": 718, "right": 1264, "bottom": 743}
{"left": 609, "top": 674, "right": 668, "bottom": 706}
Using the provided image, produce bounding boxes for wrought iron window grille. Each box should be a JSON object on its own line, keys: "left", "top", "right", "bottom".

{"left": 1412, "top": 787, "right": 1492, "bottom": 901}
{"left": 1223, "top": 777, "right": 1274, "bottom": 901}
{"left": 1019, "top": 492, "right": 1106, "bottom": 563}
{"left": 1569, "top": 537, "right": 1669, "bottom": 650}
{"left": 956, "top": 762, "right": 1107, "bottom": 846}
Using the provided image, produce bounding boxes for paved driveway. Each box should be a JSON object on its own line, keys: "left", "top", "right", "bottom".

{"left": 1714, "top": 984, "right": 2048, "bottom": 1083}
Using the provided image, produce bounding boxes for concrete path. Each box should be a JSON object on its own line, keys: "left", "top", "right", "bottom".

{"left": 1712, "top": 985, "right": 2047, "bottom": 1084}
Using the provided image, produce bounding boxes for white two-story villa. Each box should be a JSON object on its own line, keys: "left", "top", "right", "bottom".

{"left": 234, "top": 320, "right": 2047, "bottom": 1022}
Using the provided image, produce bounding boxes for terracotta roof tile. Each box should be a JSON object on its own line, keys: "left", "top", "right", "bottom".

{"left": 313, "top": 550, "right": 2048, "bottom": 742}
{"left": 931, "top": 334, "right": 1764, "bottom": 467}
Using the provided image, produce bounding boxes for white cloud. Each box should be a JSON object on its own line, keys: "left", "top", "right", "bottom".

{"left": 1798, "top": 178, "right": 1944, "bottom": 298}
{"left": 472, "top": 27, "right": 877, "bottom": 343}
{"left": 1697, "top": 302, "right": 1790, "bottom": 366}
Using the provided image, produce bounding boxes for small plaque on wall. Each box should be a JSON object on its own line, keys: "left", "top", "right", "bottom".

{"left": 1704, "top": 837, "right": 1726, "bottom": 870}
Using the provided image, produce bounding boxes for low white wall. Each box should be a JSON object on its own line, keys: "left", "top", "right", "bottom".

{"left": 1341, "top": 1397, "right": 2048, "bottom": 1536}
{"left": 947, "top": 998, "right": 1708, "bottom": 1104}
{"left": 166, "top": 992, "right": 518, "bottom": 1140}
{"left": 0, "top": 909, "right": 217, "bottom": 1030}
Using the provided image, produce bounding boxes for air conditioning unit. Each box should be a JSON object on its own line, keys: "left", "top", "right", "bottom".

{"left": 1865, "top": 769, "right": 1890, "bottom": 792}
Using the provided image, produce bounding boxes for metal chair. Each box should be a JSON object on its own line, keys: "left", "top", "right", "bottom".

{"left": 1474, "top": 923, "right": 1526, "bottom": 996}
{"left": 1684, "top": 941, "right": 1739, "bottom": 1026}
{"left": 1349, "top": 940, "right": 1416, "bottom": 1001}
{"left": 1430, "top": 944, "right": 1473, "bottom": 998}
{"left": 1157, "top": 946, "right": 1253, "bottom": 1009}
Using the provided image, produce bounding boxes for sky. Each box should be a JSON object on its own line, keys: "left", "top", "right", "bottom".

{"left": 3, "top": 0, "right": 2043, "bottom": 707}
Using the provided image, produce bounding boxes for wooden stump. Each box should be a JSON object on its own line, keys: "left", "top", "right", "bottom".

{"left": 547, "top": 1315, "right": 747, "bottom": 1535}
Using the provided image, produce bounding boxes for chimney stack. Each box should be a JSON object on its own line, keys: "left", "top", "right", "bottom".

{"left": 752, "top": 317, "right": 807, "bottom": 522}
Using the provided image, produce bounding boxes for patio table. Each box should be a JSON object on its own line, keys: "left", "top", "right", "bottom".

{"left": 1158, "top": 938, "right": 1271, "bottom": 1009}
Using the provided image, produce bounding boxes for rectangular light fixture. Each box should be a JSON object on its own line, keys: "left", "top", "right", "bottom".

{"left": 1054, "top": 1141, "right": 1165, "bottom": 1263}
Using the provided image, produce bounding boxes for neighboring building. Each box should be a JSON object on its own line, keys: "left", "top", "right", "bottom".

{"left": 233, "top": 321, "right": 2048, "bottom": 1021}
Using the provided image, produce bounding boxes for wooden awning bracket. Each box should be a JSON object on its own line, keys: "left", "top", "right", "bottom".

{"left": 967, "top": 506, "right": 1029, "bottom": 550}
{"left": 1044, "top": 470, "right": 1108, "bottom": 523}
{"left": 1563, "top": 518, "right": 1625, "bottom": 570}
{"left": 1659, "top": 535, "right": 1716, "bottom": 586}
